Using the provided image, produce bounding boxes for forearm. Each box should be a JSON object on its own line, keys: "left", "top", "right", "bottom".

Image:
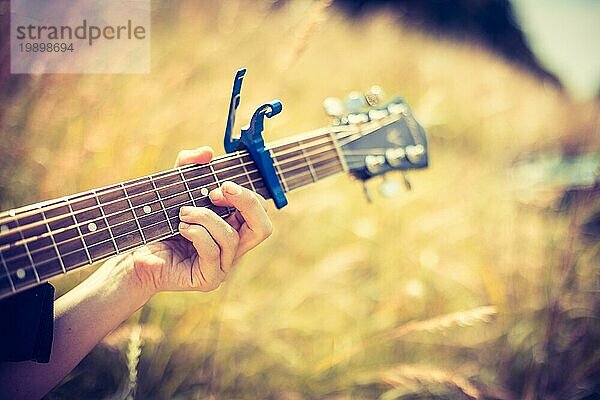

{"left": 0, "top": 254, "right": 152, "bottom": 400}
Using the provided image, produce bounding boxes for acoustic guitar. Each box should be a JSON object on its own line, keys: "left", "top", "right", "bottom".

{"left": 0, "top": 69, "right": 428, "bottom": 300}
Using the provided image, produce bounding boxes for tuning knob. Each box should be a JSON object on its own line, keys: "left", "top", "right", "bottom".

{"left": 346, "top": 91, "right": 367, "bottom": 113}
{"left": 365, "top": 85, "right": 384, "bottom": 106}
{"left": 385, "top": 147, "right": 406, "bottom": 167}
{"left": 405, "top": 144, "right": 426, "bottom": 164}
{"left": 323, "top": 97, "right": 344, "bottom": 119}
{"left": 365, "top": 154, "right": 386, "bottom": 175}
{"left": 388, "top": 102, "right": 409, "bottom": 116}
{"left": 347, "top": 113, "right": 369, "bottom": 124}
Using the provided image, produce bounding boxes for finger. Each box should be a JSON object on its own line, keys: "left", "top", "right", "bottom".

{"left": 179, "top": 206, "right": 239, "bottom": 273}
{"left": 178, "top": 222, "right": 224, "bottom": 290}
{"left": 224, "top": 211, "right": 243, "bottom": 231}
{"left": 211, "top": 188, "right": 269, "bottom": 212}
{"left": 174, "top": 146, "right": 214, "bottom": 167}
{"left": 209, "top": 181, "right": 272, "bottom": 257}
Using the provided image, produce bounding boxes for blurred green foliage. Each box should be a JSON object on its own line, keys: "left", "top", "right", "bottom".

{"left": 0, "top": 1, "right": 598, "bottom": 399}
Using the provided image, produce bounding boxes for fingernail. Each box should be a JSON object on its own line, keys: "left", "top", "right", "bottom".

{"left": 179, "top": 222, "right": 190, "bottom": 231}
{"left": 223, "top": 181, "right": 242, "bottom": 195}
{"left": 180, "top": 206, "right": 192, "bottom": 216}
{"left": 197, "top": 146, "right": 213, "bottom": 155}
{"left": 209, "top": 188, "right": 223, "bottom": 201}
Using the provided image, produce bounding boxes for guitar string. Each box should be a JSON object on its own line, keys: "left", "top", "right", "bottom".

{"left": 0, "top": 115, "right": 387, "bottom": 229}
{"left": 0, "top": 148, "right": 342, "bottom": 253}
{"left": 0, "top": 148, "right": 343, "bottom": 263}
{"left": 0, "top": 138, "right": 396, "bottom": 272}
{"left": 0, "top": 139, "right": 408, "bottom": 287}
{"left": 0, "top": 111, "right": 399, "bottom": 226}
{"left": 0, "top": 121, "right": 398, "bottom": 258}
{"left": 0, "top": 161, "right": 344, "bottom": 285}
{"left": 0, "top": 116, "right": 402, "bottom": 281}
{"left": 0, "top": 160, "right": 344, "bottom": 283}
{"left": 0, "top": 150, "right": 343, "bottom": 271}
{"left": 0, "top": 132, "right": 336, "bottom": 225}
{"left": 0, "top": 133, "right": 340, "bottom": 236}
{"left": 1, "top": 161, "right": 343, "bottom": 278}
{"left": 0, "top": 144, "right": 342, "bottom": 258}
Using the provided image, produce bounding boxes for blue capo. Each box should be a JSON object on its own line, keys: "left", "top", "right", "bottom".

{"left": 223, "top": 68, "right": 288, "bottom": 209}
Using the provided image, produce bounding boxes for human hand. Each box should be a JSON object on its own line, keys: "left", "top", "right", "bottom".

{"left": 130, "top": 147, "right": 272, "bottom": 296}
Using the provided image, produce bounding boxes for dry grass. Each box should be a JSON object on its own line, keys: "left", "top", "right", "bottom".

{"left": 1, "top": 1, "right": 598, "bottom": 399}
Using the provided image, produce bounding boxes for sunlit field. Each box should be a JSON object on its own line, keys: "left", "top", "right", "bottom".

{"left": 1, "top": 1, "right": 598, "bottom": 399}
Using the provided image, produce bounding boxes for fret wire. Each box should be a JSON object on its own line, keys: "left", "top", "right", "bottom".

{"left": 329, "top": 131, "right": 349, "bottom": 173}
{"left": 277, "top": 147, "right": 340, "bottom": 181}
{"left": 67, "top": 200, "right": 93, "bottom": 265}
{"left": 13, "top": 213, "right": 41, "bottom": 283}
{"left": 209, "top": 163, "right": 221, "bottom": 187}
{"left": 240, "top": 156, "right": 256, "bottom": 192}
{"left": 271, "top": 152, "right": 290, "bottom": 192}
{"left": 178, "top": 167, "right": 197, "bottom": 207}
{"left": 0, "top": 135, "right": 336, "bottom": 234}
{"left": 94, "top": 190, "right": 119, "bottom": 255}
{"left": 121, "top": 183, "right": 147, "bottom": 244}
{"left": 282, "top": 150, "right": 343, "bottom": 188}
{"left": 209, "top": 162, "right": 235, "bottom": 215}
{"left": 299, "top": 140, "right": 318, "bottom": 183}
{"left": 41, "top": 208, "right": 66, "bottom": 273}
{"left": 149, "top": 175, "right": 174, "bottom": 235}
{"left": 0, "top": 249, "right": 15, "bottom": 292}
{"left": 0, "top": 153, "right": 341, "bottom": 277}
{"left": 0, "top": 144, "right": 340, "bottom": 254}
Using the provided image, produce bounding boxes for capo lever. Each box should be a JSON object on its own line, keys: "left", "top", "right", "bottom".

{"left": 223, "top": 68, "right": 288, "bottom": 209}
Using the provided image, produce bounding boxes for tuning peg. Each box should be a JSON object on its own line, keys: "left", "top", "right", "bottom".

{"left": 362, "top": 181, "right": 373, "bottom": 203}
{"left": 402, "top": 173, "right": 412, "bottom": 191}
{"left": 365, "top": 85, "right": 384, "bottom": 106}
{"left": 323, "top": 97, "right": 345, "bottom": 119}
{"left": 379, "top": 175, "right": 401, "bottom": 197}
{"left": 347, "top": 113, "right": 370, "bottom": 124}
{"left": 388, "top": 101, "right": 409, "bottom": 116}
{"left": 368, "top": 108, "right": 389, "bottom": 121}
{"left": 346, "top": 91, "right": 367, "bottom": 113}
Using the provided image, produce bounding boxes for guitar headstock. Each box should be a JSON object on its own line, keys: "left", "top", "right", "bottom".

{"left": 326, "top": 87, "right": 429, "bottom": 188}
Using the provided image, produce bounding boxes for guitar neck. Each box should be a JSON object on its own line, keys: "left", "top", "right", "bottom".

{"left": 0, "top": 128, "right": 347, "bottom": 299}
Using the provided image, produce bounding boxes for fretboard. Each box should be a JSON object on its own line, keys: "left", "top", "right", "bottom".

{"left": 0, "top": 129, "right": 346, "bottom": 299}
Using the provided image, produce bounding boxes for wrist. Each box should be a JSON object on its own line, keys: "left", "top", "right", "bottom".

{"left": 94, "top": 253, "right": 155, "bottom": 309}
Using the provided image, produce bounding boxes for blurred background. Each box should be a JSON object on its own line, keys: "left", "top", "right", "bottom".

{"left": 0, "top": 0, "right": 599, "bottom": 398}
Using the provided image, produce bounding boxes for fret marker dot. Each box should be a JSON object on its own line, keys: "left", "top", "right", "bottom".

{"left": 0, "top": 225, "right": 7, "bottom": 233}
{"left": 200, "top": 188, "right": 209, "bottom": 196}
{"left": 87, "top": 222, "right": 98, "bottom": 232}
{"left": 143, "top": 205, "right": 152, "bottom": 214}
{"left": 16, "top": 269, "right": 26, "bottom": 279}
{"left": 8, "top": 210, "right": 15, "bottom": 217}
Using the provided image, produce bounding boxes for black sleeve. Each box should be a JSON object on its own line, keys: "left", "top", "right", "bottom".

{"left": 0, "top": 283, "right": 54, "bottom": 363}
